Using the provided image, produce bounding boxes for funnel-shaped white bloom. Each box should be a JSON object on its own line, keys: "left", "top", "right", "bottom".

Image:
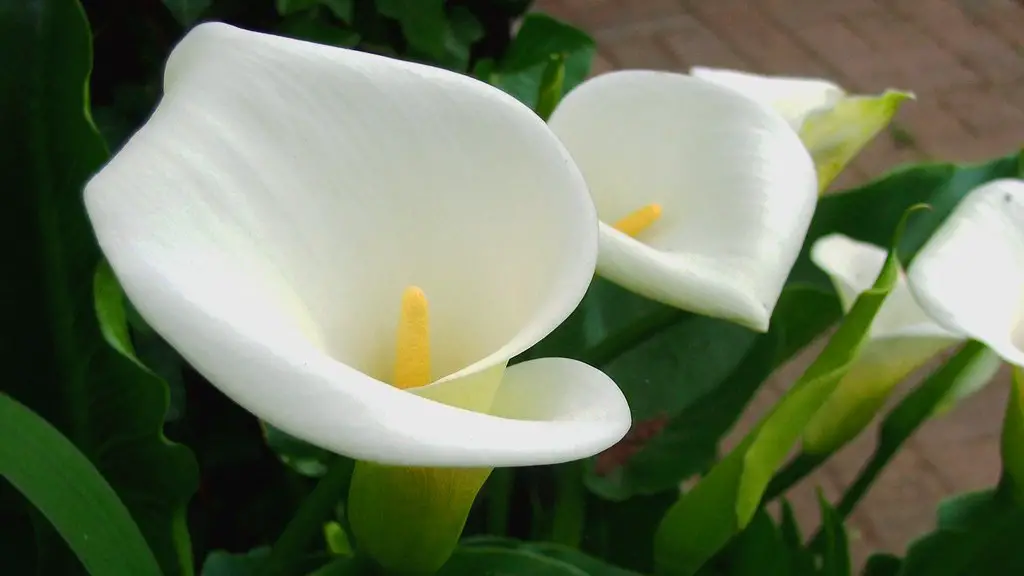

{"left": 690, "top": 67, "right": 845, "bottom": 131}
{"left": 691, "top": 67, "right": 911, "bottom": 193}
{"left": 908, "top": 179, "right": 1024, "bottom": 368}
{"left": 804, "top": 234, "right": 965, "bottom": 453}
{"left": 84, "top": 23, "right": 630, "bottom": 467}
{"left": 547, "top": 71, "right": 817, "bottom": 332}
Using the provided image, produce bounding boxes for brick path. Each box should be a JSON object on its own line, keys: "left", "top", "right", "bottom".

{"left": 533, "top": 0, "right": 1024, "bottom": 566}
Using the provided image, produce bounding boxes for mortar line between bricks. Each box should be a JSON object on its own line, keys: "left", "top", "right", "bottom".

{"left": 905, "top": 435, "right": 959, "bottom": 494}
{"left": 866, "top": 0, "right": 996, "bottom": 140}
{"left": 683, "top": 0, "right": 828, "bottom": 76}
{"left": 889, "top": 0, "right": 1015, "bottom": 91}
{"left": 748, "top": 0, "right": 939, "bottom": 166}
{"left": 818, "top": 458, "right": 887, "bottom": 551}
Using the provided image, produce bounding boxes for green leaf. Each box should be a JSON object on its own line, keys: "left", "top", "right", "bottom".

{"left": 162, "top": 0, "right": 211, "bottom": 26}
{"left": 321, "top": 0, "right": 355, "bottom": 23}
{"left": 200, "top": 548, "right": 270, "bottom": 575}
{"left": 828, "top": 340, "right": 996, "bottom": 521}
{"left": 898, "top": 488, "right": 1024, "bottom": 575}
{"left": 585, "top": 326, "right": 775, "bottom": 500}
{"left": 779, "top": 499, "right": 815, "bottom": 575}
{"left": 1003, "top": 368, "right": 1024, "bottom": 503}
{"left": 0, "top": 1, "right": 199, "bottom": 574}
{"left": 863, "top": 554, "right": 902, "bottom": 576}
{"left": 581, "top": 490, "right": 678, "bottom": 574}
{"left": 790, "top": 150, "right": 1023, "bottom": 293}
{"left": 493, "top": 14, "right": 594, "bottom": 109}
{"left": 452, "top": 540, "right": 640, "bottom": 576}
{"left": 435, "top": 6, "right": 484, "bottom": 72}
{"left": 0, "top": 394, "right": 162, "bottom": 576}
{"left": 535, "top": 54, "right": 566, "bottom": 121}
{"left": 501, "top": 13, "right": 594, "bottom": 73}
{"left": 278, "top": 12, "right": 360, "bottom": 47}
{"left": 276, "top": 0, "right": 318, "bottom": 15}
{"left": 817, "top": 491, "right": 851, "bottom": 576}
{"left": 653, "top": 208, "right": 912, "bottom": 576}
{"left": 375, "top": 0, "right": 448, "bottom": 58}
{"left": 726, "top": 508, "right": 789, "bottom": 576}
{"left": 262, "top": 422, "right": 334, "bottom": 478}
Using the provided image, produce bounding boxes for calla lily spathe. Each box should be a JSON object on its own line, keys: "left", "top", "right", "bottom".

{"left": 802, "top": 233, "right": 985, "bottom": 453}
{"left": 908, "top": 179, "right": 1024, "bottom": 368}
{"left": 691, "top": 67, "right": 911, "bottom": 193}
{"left": 546, "top": 70, "right": 818, "bottom": 332}
{"left": 84, "top": 22, "right": 631, "bottom": 468}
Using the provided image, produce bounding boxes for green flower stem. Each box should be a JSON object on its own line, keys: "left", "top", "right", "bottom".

{"left": 263, "top": 457, "right": 355, "bottom": 576}
{"left": 485, "top": 468, "right": 514, "bottom": 536}
{"left": 549, "top": 462, "right": 586, "bottom": 548}
{"left": 808, "top": 340, "right": 990, "bottom": 552}
{"left": 763, "top": 452, "right": 828, "bottom": 502}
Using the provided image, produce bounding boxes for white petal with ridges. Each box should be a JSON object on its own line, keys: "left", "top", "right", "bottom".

{"left": 548, "top": 71, "right": 817, "bottom": 331}
{"left": 908, "top": 179, "right": 1024, "bottom": 367}
{"left": 805, "top": 233, "right": 964, "bottom": 453}
{"left": 810, "top": 233, "right": 957, "bottom": 340}
{"left": 690, "top": 66, "right": 844, "bottom": 130}
{"left": 85, "top": 23, "right": 625, "bottom": 466}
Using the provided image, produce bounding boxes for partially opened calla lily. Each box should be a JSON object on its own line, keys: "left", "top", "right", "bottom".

{"left": 908, "top": 179, "right": 1024, "bottom": 368}
{"left": 84, "top": 22, "right": 631, "bottom": 572}
{"left": 803, "top": 234, "right": 979, "bottom": 454}
{"left": 546, "top": 70, "right": 818, "bottom": 332}
{"left": 691, "top": 67, "right": 912, "bottom": 193}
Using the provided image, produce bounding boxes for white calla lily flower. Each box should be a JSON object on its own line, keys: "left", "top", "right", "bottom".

{"left": 690, "top": 67, "right": 845, "bottom": 131}
{"left": 804, "top": 233, "right": 968, "bottom": 453}
{"left": 84, "top": 22, "right": 631, "bottom": 468}
{"left": 547, "top": 70, "right": 818, "bottom": 332}
{"left": 908, "top": 179, "right": 1024, "bottom": 367}
{"left": 691, "top": 67, "right": 912, "bottom": 193}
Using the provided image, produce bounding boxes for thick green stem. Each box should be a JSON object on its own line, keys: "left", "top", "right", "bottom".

{"left": 485, "top": 468, "right": 514, "bottom": 536}
{"left": 549, "top": 462, "right": 586, "bottom": 547}
{"left": 263, "top": 457, "right": 354, "bottom": 576}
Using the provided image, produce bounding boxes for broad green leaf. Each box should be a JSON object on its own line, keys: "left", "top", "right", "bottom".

{"left": 452, "top": 540, "right": 640, "bottom": 576}
{"left": 1003, "top": 368, "right": 1024, "bottom": 504}
{"left": 0, "top": 394, "right": 162, "bottom": 576}
{"left": 585, "top": 327, "right": 775, "bottom": 500}
{"left": 817, "top": 491, "right": 851, "bottom": 576}
{"left": 375, "top": 0, "right": 448, "bottom": 58}
{"left": 898, "top": 488, "right": 1024, "bottom": 575}
{"left": 0, "top": 1, "right": 199, "bottom": 574}
{"left": 162, "top": 0, "right": 211, "bottom": 26}
{"left": 201, "top": 548, "right": 270, "bottom": 575}
{"left": 653, "top": 209, "right": 910, "bottom": 576}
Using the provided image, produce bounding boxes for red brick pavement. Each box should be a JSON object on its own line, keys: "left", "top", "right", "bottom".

{"left": 534, "top": 0, "right": 1024, "bottom": 567}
